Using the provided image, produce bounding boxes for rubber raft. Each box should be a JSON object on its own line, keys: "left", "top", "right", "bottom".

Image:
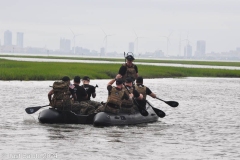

{"left": 38, "top": 101, "right": 159, "bottom": 126}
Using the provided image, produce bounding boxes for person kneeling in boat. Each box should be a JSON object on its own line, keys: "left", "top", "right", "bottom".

{"left": 134, "top": 76, "right": 157, "bottom": 109}
{"left": 96, "top": 78, "right": 132, "bottom": 114}
{"left": 48, "top": 76, "right": 75, "bottom": 111}
{"left": 121, "top": 77, "right": 144, "bottom": 114}
{"left": 81, "top": 76, "right": 103, "bottom": 111}
{"left": 71, "top": 76, "right": 97, "bottom": 115}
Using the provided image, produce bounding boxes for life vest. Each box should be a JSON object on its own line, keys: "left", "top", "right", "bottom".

{"left": 135, "top": 85, "right": 147, "bottom": 99}
{"left": 122, "top": 87, "right": 134, "bottom": 107}
{"left": 106, "top": 87, "right": 124, "bottom": 108}
{"left": 122, "top": 63, "right": 137, "bottom": 81}
{"left": 51, "top": 81, "right": 72, "bottom": 110}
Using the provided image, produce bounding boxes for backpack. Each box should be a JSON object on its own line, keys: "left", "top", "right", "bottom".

{"left": 51, "top": 81, "right": 72, "bottom": 110}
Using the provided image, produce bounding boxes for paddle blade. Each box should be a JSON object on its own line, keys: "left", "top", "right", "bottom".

{"left": 25, "top": 107, "right": 41, "bottom": 114}
{"left": 166, "top": 101, "right": 179, "bottom": 107}
{"left": 139, "top": 108, "right": 149, "bottom": 116}
{"left": 151, "top": 107, "right": 165, "bottom": 118}
{"left": 25, "top": 105, "right": 49, "bottom": 114}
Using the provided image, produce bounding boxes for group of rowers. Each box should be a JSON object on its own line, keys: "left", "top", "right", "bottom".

{"left": 48, "top": 53, "right": 157, "bottom": 115}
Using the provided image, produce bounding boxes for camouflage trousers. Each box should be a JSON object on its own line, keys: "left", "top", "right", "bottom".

{"left": 120, "top": 104, "right": 138, "bottom": 114}
{"left": 96, "top": 104, "right": 120, "bottom": 114}
{"left": 84, "top": 100, "right": 102, "bottom": 110}
{"left": 72, "top": 100, "right": 103, "bottom": 115}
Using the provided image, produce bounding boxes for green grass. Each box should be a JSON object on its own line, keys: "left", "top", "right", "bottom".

{"left": 1, "top": 54, "right": 240, "bottom": 66}
{"left": 1, "top": 58, "right": 240, "bottom": 80}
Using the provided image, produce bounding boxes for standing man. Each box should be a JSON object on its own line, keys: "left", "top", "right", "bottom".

{"left": 116, "top": 52, "right": 138, "bottom": 82}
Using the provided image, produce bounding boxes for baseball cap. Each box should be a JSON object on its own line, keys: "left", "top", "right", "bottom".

{"left": 82, "top": 76, "right": 90, "bottom": 81}
{"left": 62, "top": 76, "right": 70, "bottom": 82}
{"left": 136, "top": 77, "right": 143, "bottom": 84}
{"left": 125, "top": 77, "right": 133, "bottom": 83}
{"left": 74, "top": 76, "right": 81, "bottom": 83}
{"left": 116, "top": 78, "right": 123, "bottom": 85}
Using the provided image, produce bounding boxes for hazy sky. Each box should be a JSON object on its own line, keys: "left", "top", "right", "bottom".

{"left": 0, "top": 0, "right": 240, "bottom": 56}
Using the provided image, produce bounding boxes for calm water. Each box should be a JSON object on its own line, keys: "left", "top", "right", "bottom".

{"left": 1, "top": 56, "right": 240, "bottom": 70}
{"left": 0, "top": 78, "right": 239, "bottom": 160}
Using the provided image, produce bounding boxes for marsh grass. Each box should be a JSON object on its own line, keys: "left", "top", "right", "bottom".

{"left": 0, "top": 59, "right": 240, "bottom": 80}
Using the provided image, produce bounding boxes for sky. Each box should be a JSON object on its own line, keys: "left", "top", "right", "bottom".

{"left": 0, "top": 0, "right": 240, "bottom": 56}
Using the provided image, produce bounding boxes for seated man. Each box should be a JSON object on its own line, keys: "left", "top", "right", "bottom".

{"left": 48, "top": 76, "right": 75, "bottom": 111}
{"left": 81, "top": 76, "right": 102, "bottom": 110}
{"left": 71, "top": 76, "right": 96, "bottom": 115}
{"left": 96, "top": 78, "right": 132, "bottom": 114}
{"left": 134, "top": 76, "right": 157, "bottom": 109}
{"left": 121, "top": 77, "right": 143, "bottom": 114}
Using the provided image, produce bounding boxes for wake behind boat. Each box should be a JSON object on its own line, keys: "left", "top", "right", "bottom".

{"left": 38, "top": 101, "right": 159, "bottom": 126}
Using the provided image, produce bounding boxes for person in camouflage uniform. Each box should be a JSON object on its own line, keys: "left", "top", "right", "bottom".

{"left": 121, "top": 77, "right": 143, "bottom": 114}
{"left": 48, "top": 76, "right": 75, "bottom": 111}
{"left": 116, "top": 53, "right": 138, "bottom": 82}
{"left": 134, "top": 76, "right": 157, "bottom": 109}
{"left": 81, "top": 76, "right": 102, "bottom": 111}
{"left": 71, "top": 76, "right": 96, "bottom": 115}
{"left": 96, "top": 78, "right": 131, "bottom": 114}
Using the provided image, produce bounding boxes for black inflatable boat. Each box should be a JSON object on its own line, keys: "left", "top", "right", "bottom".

{"left": 38, "top": 101, "right": 159, "bottom": 126}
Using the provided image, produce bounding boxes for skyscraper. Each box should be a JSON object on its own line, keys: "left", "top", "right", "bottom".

{"left": 195, "top": 40, "right": 206, "bottom": 56}
{"left": 4, "top": 30, "right": 12, "bottom": 46}
{"left": 128, "top": 42, "right": 134, "bottom": 53}
{"left": 184, "top": 44, "right": 192, "bottom": 58}
{"left": 17, "top": 32, "right": 24, "bottom": 48}
{"left": 60, "top": 38, "right": 71, "bottom": 52}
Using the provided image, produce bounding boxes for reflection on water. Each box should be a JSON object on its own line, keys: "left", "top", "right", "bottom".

{"left": 0, "top": 78, "right": 240, "bottom": 160}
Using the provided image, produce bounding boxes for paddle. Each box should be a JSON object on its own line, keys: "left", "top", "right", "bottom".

{"left": 146, "top": 100, "right": 166, "bottom": 118}
{"left": 156, "top": 97, "right": 179, "bottom": 107}
{"left": 25, "top": 105, "right": 49, "bottom": 114}
{"left": 123, "top": 83, "right": 149, "bottom": 116}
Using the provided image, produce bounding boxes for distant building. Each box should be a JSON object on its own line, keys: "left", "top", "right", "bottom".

{"left": 195, "top": 40, "right": 206, "bottom": 56}
{"left": 17, "top": 32, "right": 24, "bottom": 48}
{"left": 154, "top": 50, "right": 164, "bottom": 57}
{"left": 128, "top": 42, "right": 134, "bottom": 53}
{"left": 100, "top": 47, "right": 105, "bottom": 57}
{"left": 60, "top": 38, "right": 71, "bottom": 52}
{"left": 184, "top": 44, "right": 192, "bottom": 58}
{"left": 4, "top": 30, "right": 12, "bottom": 46}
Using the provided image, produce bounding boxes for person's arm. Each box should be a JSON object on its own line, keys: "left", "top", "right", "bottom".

{"left": 92, "top": 92, "right": 96, "bottom": 98}
{"left": 134, "top": 65, "right": 139, "bottom": 78}
{"left": 91, "top": 86, "right": 96, "bottom": 98}
{"left": 107, "top": 79, "right": 116, "bottom": 86}
{"left": 122, "top": 91, "right": 133, "bottom": 100}
{"left": 133, "top": 90, "right": 143, "bottom": 100}
{"left": 146, "top": 87, "right": 156, "bottom": 98}
{"left": 115, "top": 74, "right": 122, "bottom": 79}
{"left": 48, "top": 89, "right": 54, "bottom": 103}
{"left": 116, "top": 65, "right": 127, "bottom": 78}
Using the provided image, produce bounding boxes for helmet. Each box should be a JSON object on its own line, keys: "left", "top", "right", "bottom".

{"left": 125, "top": 55, "right": 135, "bottom": 61}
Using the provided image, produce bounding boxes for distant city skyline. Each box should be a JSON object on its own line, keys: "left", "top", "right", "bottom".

{"left": 1, "top": 29, "right": 240, "bottom": 60}
{"left": 0, "top": 0, "right": 240, "bottom": 57}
